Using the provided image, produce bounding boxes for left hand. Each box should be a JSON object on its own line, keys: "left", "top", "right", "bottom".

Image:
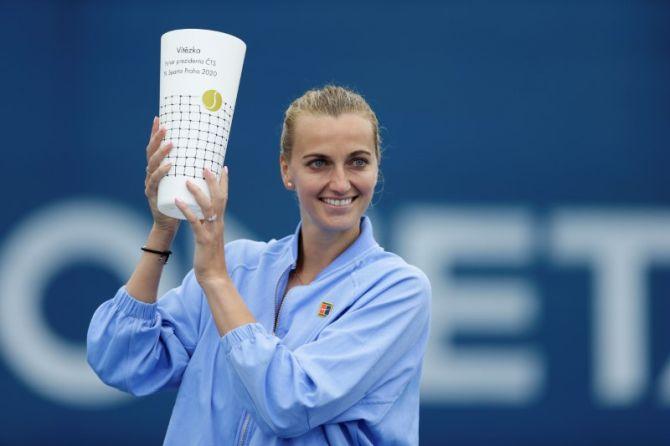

{"left": 175, "top": 166, "right": 229, "bottom": 286}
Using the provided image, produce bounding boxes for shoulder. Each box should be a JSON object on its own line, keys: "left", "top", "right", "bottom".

{"left": 355, "top": 249, "right": 432, "bottom": 304}
{"left": 359, "top": 248, "right": 431, "bottom": 286}
{"left": 224, "top": 238, "right": 270, "bottom": 261}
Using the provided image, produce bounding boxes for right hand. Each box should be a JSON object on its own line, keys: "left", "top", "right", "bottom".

{"left": 145, "top": 116, "right": 180, "bottom": 233}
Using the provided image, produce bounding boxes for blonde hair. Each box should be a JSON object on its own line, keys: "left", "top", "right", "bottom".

{"left": 280, "top": 85, "right": 382, "bottom": 162}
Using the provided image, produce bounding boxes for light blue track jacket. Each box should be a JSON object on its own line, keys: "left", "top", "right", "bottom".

{"left": 87, "top": 216, "right": 431, "bottom": 445}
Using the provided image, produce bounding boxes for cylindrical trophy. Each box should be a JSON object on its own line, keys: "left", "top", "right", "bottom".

{"left": 157, "top": 29, "right": 246, "bottom": 219}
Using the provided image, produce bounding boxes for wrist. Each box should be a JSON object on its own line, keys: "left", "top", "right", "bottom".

{"left": 200, "top": 273, "right": 233, "bottom": 294}
{"left": 147, "top": 224, "right": 177, "bottom": 251}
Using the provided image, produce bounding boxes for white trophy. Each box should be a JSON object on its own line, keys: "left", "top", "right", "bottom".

{"left": 157, "top": 29, "right": 246, "bottom": 219}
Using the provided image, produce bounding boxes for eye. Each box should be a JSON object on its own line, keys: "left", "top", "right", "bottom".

{"left": 308, "top": 159, "right": 327, "bottom": 169}
{"left": 351, "top": 158, "right": 369, "bottom": 167}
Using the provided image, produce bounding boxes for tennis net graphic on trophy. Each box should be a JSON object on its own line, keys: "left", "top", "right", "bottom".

{"left": 159, "top": 92, "right": 232, "bottom": 179}
{"left": 157, "top": 29, "right": 246, "bottom": 220}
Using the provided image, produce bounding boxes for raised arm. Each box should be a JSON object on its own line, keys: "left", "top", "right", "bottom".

{"left": 86, "top": 117, "right": 200, "bottom": 396}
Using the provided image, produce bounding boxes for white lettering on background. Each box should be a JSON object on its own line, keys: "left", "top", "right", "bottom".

{"left": 0, "top": 200, "right": 182, "bottom": 406}
{"left": 395, "top": 206, "right": 543, "bottom": 404}
{"left": 0, "top": 201, "right": 668, "bottom": 408}
{"left": 551, "top": 210, "right": 670, "bottom": 406}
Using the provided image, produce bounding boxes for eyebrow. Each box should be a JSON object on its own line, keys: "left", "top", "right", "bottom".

{"left": 302, "top": 150, "right": 373, "bottom": 160}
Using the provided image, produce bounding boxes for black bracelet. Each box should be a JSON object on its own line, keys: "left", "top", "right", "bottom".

{"left": 141, "top": 246, "right": 172, "bottom": 264}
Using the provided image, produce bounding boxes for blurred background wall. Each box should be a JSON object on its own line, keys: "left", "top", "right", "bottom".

{"left": 1, "top": 0, "right": 669, "bottom": 444}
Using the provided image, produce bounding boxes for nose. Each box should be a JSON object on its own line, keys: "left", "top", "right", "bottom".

{"left": 329, "top": 165, "right": 351, "bottom": 195}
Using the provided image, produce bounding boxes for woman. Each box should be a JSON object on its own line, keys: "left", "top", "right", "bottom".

{"left": 87, "top": 85, "right": 431, "bottom": 445}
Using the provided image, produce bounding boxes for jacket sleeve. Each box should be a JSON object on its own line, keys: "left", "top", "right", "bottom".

{"left": 220, "top": 269, "right": 431, "bottom": 438}
{"left": 86, "top": 269, "right": 204, "bottom": 396}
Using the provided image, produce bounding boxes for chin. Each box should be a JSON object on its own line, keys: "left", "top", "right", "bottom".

{"left": 310, "top": 211, "right": 364, "bottom": 235}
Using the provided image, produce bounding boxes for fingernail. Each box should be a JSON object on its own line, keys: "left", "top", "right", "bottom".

{"left": 224, "top": 165, "right": 228, "bottom": 174}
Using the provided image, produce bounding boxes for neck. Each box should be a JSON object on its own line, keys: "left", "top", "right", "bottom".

{"left": 295, "top": 219, "right": 361, "bottom": 282}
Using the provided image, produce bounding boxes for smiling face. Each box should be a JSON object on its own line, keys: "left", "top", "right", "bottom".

{"left": 280, "top": 112, "right": 379, "bottom": 238}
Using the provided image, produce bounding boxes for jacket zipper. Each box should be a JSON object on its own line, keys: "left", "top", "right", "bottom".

{"left": 273, "top": 265, "right": 293, "bottom": 332}
{"left": 237, "top": 410, "right": 251, "bottom": 446}
{"left": 238, "top": 264, "right": 293, "bottom": 446}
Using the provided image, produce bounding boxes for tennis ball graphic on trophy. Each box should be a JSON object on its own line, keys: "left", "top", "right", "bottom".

{"left": 202, "top": 89, "right": 223, "bottom": 112}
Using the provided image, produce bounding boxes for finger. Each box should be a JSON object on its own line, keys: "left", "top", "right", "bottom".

{"left": 203, "top": 168, "right": 221, "bottom": 205}
{"left": 146, "top": 125, "right": 168, "bottom": 161}
{"left": 219, "top": 166, "right": 229, "bottom": 212}
{"left": 150, "top": 116, "right": 159, "bottom": 139}
{"left": 175, "top": 198, "right": 204, "bottom": 237}
{"left": 186, "top": 179, "right": 214, "bottom": 219}
{"left": 218, "top": 166, "right": 229, "bottom": 206}
{"left": 145, "top": 162, "right": 171, "bottom": 197}
{"left": 147, "top": 141, "right": 174, "bottom": 174}
{"left": 146, "top": 126, "right": 166, "bottom": 162}
{"left": 220, "top": 166, "right": 228, "bottom": 199}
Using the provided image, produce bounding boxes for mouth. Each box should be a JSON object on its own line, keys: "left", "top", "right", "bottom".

{"left": 319, "top": 196, "right": 358, "bottom": 208}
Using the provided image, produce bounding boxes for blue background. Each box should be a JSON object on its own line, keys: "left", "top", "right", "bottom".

{"left": 1, "top": 0, "right": 669, "bottom": 444}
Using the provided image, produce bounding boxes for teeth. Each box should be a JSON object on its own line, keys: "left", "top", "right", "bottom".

{"left": 322, "top": 197, "right": 353, "bottom": 206}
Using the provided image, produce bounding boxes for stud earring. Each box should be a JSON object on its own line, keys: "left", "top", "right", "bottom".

{"left": 287, "top": 181, "right": 294, "bottom": 189}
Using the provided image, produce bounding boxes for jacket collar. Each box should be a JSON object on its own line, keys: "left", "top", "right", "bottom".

{"left": 284, "top": 215, "right": 378, "bottom": 279}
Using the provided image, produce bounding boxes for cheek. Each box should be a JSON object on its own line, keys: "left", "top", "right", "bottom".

{"left": 295, "top": 175, "right": 319, "bottom": 191}
{"left": 358, "top": 170, "right": 378, "bottom": 194}
{"left": 295, "top": 177, "right": 320, "bottom": 203}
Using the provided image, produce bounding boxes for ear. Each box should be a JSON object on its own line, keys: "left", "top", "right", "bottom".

{"left": 279, "top": 153, "right": 292, "bottom": 188}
